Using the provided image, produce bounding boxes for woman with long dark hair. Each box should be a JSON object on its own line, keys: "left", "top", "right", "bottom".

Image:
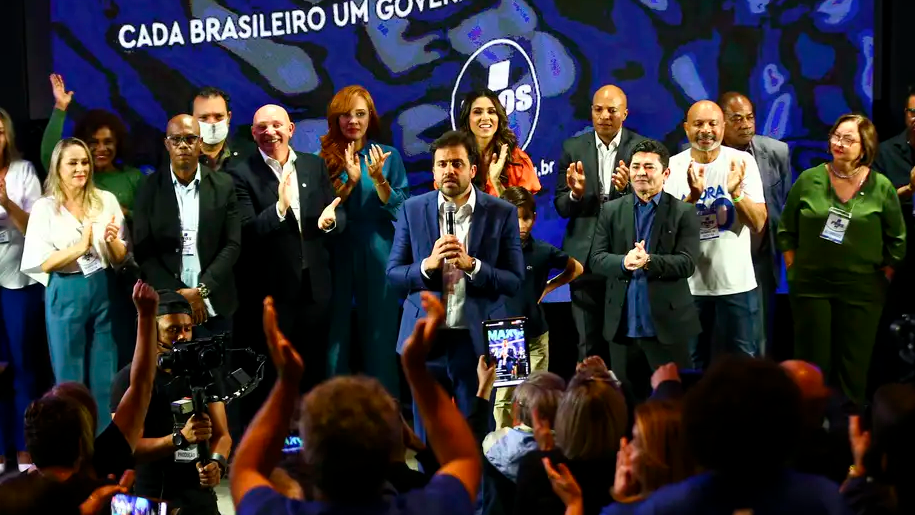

{"left": 320, "top": 85, "right": 409, "bottom": 396}
{"left": 457, "top": 89, "right": 540, "bottom": 196}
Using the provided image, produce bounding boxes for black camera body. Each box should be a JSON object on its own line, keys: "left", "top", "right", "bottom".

{"left": 157, "top": 334, "right": 228, "bottom": 378}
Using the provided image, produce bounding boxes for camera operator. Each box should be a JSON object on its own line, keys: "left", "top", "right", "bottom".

{"left": 110, "top": 290, "right": 232, "bottom": 515}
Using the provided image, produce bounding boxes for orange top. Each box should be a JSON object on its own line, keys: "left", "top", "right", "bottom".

{"left": 482, "top": 147, "right": 541, "bottom": 196}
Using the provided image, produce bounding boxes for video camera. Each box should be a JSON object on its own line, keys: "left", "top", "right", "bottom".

{"left": 157, "top": 334, "right": 227, "bottom": 378}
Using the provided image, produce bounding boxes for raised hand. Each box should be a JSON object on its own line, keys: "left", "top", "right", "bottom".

{"left": 566, "top": 161, "right": 586, "bottom": 199}
{"left": 848, "top": 415, "right": 870, "bottom": 475}
{"left": 318, "top": 197, "right": 342, "bottom": 230}
{"left": 366, "top": 144, "right": 391, "bottom": 183}
{"left": 727, "top": 158, "right": 746, "bottom": 197}
{"left": 104, "top": 215, "right": 119, "bottom": 243}
{"left": 623, "top": 240, "right": 649, "bottom": 270}
{"left": 476, "top": 355, "right": 496, "bottom": 398}
{"left": 79, "top": 470, "right": 134, "bottom": 515}
{"left": 401, "top": 292, "right": 444, "bottom": 370}
{"left": 542, "top": 457, "right": 583, "bottom": 510}
{"left": 80, "top": 223, "right": 93, "bottom": 252}
{"left": 576, "top": 355, "right": 609, "bottom": 375}
{"left": 0, "top": 176, "right": 9, "bottom": 209}
{"left": 612, "top": 159, "right": 630, "bottom": 192}
{"left": 650, "top": 363, "right": 681, "bottom": 390}
{"left": 263, "top": 296, "right": 304, "bottom": 383}
{"left": 50, "top": 73, "right": 74, "bottom": 111}
{"left": 177, "top": 287, "right": 207, "bottom": 325}
{"left": 686, "top": 161, "right": 706, "bottom": 203}
{"left": 131, "top": 280, "right": 159, "bottom": 316}
{"left": 612, "top": 437, "right": 639, "bottom": 500}
{"left": 344, "top": 141, "right": 363, "bottom": 185}
{"left": 488, "top": 144, "right": 510, "bottom": 185}
{"left": 277, "top": 167, "right": 294, "bottom": 215}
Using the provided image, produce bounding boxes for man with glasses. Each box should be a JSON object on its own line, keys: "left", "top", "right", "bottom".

{"left": 133, "top": 114, "right": 241, "bottom": 335}
{"left": 718, "top": 92, "right": 792, "bottom": 357}
{"left": 554, "top": 84, "right": 648, "bottom": 363}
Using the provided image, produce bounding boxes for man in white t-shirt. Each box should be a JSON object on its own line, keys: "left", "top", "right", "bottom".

{"left": 663, "top": 100, "right": 768, "bottom": 370}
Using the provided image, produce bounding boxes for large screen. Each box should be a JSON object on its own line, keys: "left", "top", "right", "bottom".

{"left": 49, "top": 0, "right": 873, "bottom": 299}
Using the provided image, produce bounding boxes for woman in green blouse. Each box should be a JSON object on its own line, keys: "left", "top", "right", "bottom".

{"left": 778, "top": 114, "right": 905, "bottom": 405}
{"left": 41, "top": 74, "right": 143, "bottom": 218}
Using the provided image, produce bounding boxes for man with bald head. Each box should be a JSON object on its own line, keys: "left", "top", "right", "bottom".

{"left": 719, "top": 92, "right": 792, "bottom": 356}
{"left": 227, "top": 104, "right": 345, "bottom": 398}
{"left": 554, "top": 84, "right": 648, "bottom": 361}
{"left": 663, "top": 100, "right": 767, "bottom": 371}
{"left": 133, "top": 114, "right": 241, "bottom": 335}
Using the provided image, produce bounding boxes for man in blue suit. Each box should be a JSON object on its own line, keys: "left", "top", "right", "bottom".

{"left": 719, "top": 92, "right": 792, "bottom": 356}
{"left": 387, "top": 130, "right": 524, "bottom": 439}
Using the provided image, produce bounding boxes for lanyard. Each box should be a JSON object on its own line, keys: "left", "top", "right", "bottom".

{"left": 826, "top": 164, "right": 866, "bottom": 217}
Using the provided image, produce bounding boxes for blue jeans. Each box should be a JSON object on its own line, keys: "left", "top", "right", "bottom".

{"left": 690, "top": 289, "right": 760, "bottom": 371}
{"left": 46, "top": 270, "right": 117, "bottom": 433}
{"left": 0, "top": 284, "right": 45, "bottom": 454}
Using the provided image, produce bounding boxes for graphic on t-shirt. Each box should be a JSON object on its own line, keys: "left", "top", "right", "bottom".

{"left": 693, "top": 185, "right": 736, "bottom": 236}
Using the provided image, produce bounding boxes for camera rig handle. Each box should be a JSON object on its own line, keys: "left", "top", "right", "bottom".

{"left": 191, "top": 385, "right": 211, "bottom": 466}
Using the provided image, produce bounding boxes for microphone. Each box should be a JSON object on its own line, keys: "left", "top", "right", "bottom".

{"left": 444, "top": 202, "right": 457, "bottom": 236}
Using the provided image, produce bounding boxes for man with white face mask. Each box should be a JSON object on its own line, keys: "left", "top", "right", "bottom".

{"left": 193, "top": 87, "right": 238, "bottom": 172}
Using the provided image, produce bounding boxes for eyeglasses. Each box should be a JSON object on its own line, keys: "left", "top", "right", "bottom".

{"left": 905, "top": 108, "right": 915, "bottom": 115}
{"left": 166, "top": 135, "right": 200, "bottom": 147}
{"left": 829, "top": 134, "right": 859, "bottom": 147}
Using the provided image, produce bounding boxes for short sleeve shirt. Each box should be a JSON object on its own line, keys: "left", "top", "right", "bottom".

{"left": 663, "top": 146, "right": 764, "bottom": 296}
{"left": 236, "top": 474, "right": 474, "bottom": 515}
{"left": 505, "top": 238, "right": 569, "bottom": 337}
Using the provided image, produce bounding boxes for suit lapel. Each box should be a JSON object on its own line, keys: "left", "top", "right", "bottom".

{"left": 649, "top": 194, "right": 670, "bottom": 252}
{"left": 752, "top": 137, "right": 773, "bottom": 186}
{"left": 622, "top": 194, "right": 635, "bottom": 248}
{"left": 198, "top": 167, "right": 214, "bottom": 257}
{"left": 468, "top": 188, "right": 488, "bottom": 256}
{"left": 250, "top": 153, "right": 280, "bottom": 202}
{"left": 423, "top": 192, "right": 439, "bottom": 250}
{"left": 583, "top": 133, "right": 600, "bottom": 196}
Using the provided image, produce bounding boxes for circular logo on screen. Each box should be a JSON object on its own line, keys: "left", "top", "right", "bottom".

{"left": 450, "top": 39, "right": 541, "bottom": 151}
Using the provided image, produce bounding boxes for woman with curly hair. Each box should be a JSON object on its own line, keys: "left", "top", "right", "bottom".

{"left": 457, "top": 89, "right": 540, "bottom": 197}
{"left": 320, "top": 85, "right": 409, "bottom": 396}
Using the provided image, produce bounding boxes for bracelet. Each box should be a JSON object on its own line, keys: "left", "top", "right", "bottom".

{"left": 732, "top": 193, "right": 744, "bottom": 203}
{"left": 374, "top": 179, "right": 388, "bottom": 187}
{"left": 211, "top": 453, "right": 228, "bottom": 475}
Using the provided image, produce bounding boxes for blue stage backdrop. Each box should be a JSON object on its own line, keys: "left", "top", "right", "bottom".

{"left": 50, "top": 0, "right": 873, "bottom": 301}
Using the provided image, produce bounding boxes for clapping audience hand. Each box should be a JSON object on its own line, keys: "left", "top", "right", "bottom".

{"left": 263, "top": 296, "right": 304, "bottom": 384}
{"left": 651, "top": 363, "right": 681, "bottom": 390}
{"left": 476, "top": 355, "right": 496, "bottom": 399}
{"left": 542, "top": 457, "right": 583, "bottom": 515}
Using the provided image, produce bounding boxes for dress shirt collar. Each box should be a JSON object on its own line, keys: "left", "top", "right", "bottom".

{"left": 258, "top": 146, "right": 297, "bottom": 170}
{"left": 437, "top": 186, "right": 477, "bottom": 216}
{"left": 595, "top": 128, "right": 623, "bottom": 152}
{"left": 171, "top": 164, "right": 201, "bottom": 190}
{"left": 633, "top": 190, "right": 663, "bottom": 206}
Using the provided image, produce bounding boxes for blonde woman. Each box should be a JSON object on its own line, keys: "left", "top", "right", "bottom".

{"left": 21, "top": 137, "right": 127, "bottom": 431}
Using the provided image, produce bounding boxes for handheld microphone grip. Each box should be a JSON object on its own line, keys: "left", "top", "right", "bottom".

{"left": 444, "top": 201, "right": 457, "bottom": 236}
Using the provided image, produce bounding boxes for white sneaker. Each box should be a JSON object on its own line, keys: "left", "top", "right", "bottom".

{"left": 18, "top": 463, "right": 32, "bottom": 473}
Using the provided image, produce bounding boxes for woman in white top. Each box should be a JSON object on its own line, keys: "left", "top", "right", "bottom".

{"left": 21, "top": 137, "right": 128, "bottom": 432}
{"left": 0, "top": 108, "right": 44, "bottom": 474}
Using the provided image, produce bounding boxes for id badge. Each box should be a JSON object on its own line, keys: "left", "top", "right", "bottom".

{"left": 820, "top": 207, "right": 852, "bottom": 244}
{"left": 0, "top": 229, "right": 10, "bottom": 244}
{"left": 182, "top": 230, "right": 197, "bottom": 256}
{"left": 698, "top": 212, "right": 720, "bottom": 241}
{"left": 175, "top": 444, "right": 199, "bottom": 463}
{"left": 77, "top": 249, "right": 104, "bottom": 276}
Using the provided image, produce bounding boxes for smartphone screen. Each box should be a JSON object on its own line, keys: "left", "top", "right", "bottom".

{"left": 111, "top": 493, "right": 168, "bottom": 515}
{"left": 484, "top": 317, "right": 530, "bottom": 387}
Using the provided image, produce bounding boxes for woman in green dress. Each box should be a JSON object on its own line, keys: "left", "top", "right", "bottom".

{"left": 777, "top": 114, "right": 905, "bottom": 405}
{"left": 41, "top": 74, "right": 143, "bottom": 218}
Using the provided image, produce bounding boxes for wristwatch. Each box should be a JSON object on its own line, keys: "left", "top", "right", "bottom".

{"left": 197, "top": 282, "right": 210, "bottom": 299}
{"left": 172, "top": 430, "right": 190, "bottom": 450}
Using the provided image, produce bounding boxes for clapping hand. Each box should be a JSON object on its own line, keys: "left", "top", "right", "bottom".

{"left": 318, "top": 197, "right": 342, "bottom": 231}
{"left": 650, "top": 363, "right": 681, "bottom": 390}
{"left": 488, "top": 144, "right": 510, "bottom": 186}
{"left": 344, "top": 141, "right": 363, "bottom": 185}
{"left": 366, "top": 144, "right": 391, "bottom": 183}
{"left": 104, "top": 215, "right": 119, "bottom": 243}
{"left": 848, "top": 415, "right": 870, "bottom": 477}
{"left": 623, "top": 239, "right": 649, "bottom": 270}
{"left": 50, "top": 73, "right": 74, "bottom": 111}
{"left": 727, "top": 158, "right": 746, "bottom": 197}
{"left": 476, "top": 355, "right": 496, "bottom": 399}
{"left": 542, "top": 457, "right": 583, "bottom": 512}
{"left": 80, "top": 223, "right": 93, "bottom": 252}
{"left": 277, "top": 168, "right": 294, "bottom": 215}
{"left": 612, "top": 160, "right": 630, "bottom": 192}
{"left": 131, "top": 280, "right": 159, "bottom": 317}
{"left": 612, "top": 437, "right": 639, "bottom": 501}
{"left": 686, "top": 161, "right": 705, "bottom": 203}
{"left": 0, "top": 176, "right": 9, "bottom": 208}
{"left": 400, "top": 292, "right": 445, "bottom": 371}
{"left": 566, "top": 161, "right": 586, "bottom": 199}
{"left": 263, "top": 296, "right": 304, "bottom": 384}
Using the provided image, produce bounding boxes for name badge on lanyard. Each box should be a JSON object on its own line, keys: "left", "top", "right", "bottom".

{"left": 697, "top": 205, "right": 720, "bottom": 241}
{"left": 0, "top": 229, "right": 10, "bottom": 244}
{"left": 820, "top": 206, "right": 852, "bottom": 244}
{"left": 175, "top": 444, "right": 199, "bottom": 463}
{"left": 77, "top": 248, "right": 104, "bottom": 276}
{"left": 182, "top": 230, "right": 198, "bottom": 256}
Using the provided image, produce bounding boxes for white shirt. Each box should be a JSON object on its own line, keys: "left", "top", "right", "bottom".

{"left": 172, "top": 165, "right": 216, "bottom": 316}
{"left": 596, "top": 129, "right": 623, "bottom": 195}
{"left": 663, "top": 145, "right": 765, "bottom": 296}
{"left": 0, "top": 160, "right": 41, "bottom": 289}
{"left": 21, "top": 189, "right": 126, "bottom": 286}
{"left": 421, "top": 188, "right": 483, "bottom": 329}
{"left": 260, "top": 147, "right": 302, "bottom": 233}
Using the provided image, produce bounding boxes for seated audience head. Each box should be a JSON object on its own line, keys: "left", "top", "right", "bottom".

{"left": 591, "top": 85, "right": 629, "bottom": 143}
{"left": 684, "top": 355, "right": 802, "bottom": 476}
{"left": 46, "top": 138, "right": 99, "bottom": 205}
{"left": 73, "top": 109, "right": 129, "bottom": 172}
{"left": 156, "top": 290, "right": 194, "bottom": 354}
{"left": 555, "top": 371, "right": 628, "bottom": 460}
{"left": 24, "top": 393, "right": 94, "bottom": 472}
{"left": 865, "top": 383, "right": 915, "bottom": 502}
{"left": 718, "top": 92, "right": 756, "bottom": 149}
{"left": 779, "top": 360, "right": 828, "bottom": 401}
{"left": 905, "top": 84, "right": 915, "bottom": 133}
{"left": 501, "top": 186, "right": 536, "bottom": 242}
{"left": 320, "top": 85, "right": 381, "bottom": 176}
{"left": 192, "top": 86, "right": 232, "bottom": 146}
{"left": 828, "top": 113, "right": 878, "bottom": 168}
{"left": 431, "top": 130, "right": 477, "bottom": 201}
{"left": 252, "top": 104, "right": 295, "bottom": 162}
{"left": 512, "top": 371, "right": 566, "bottom": 427}
{"left": 685, "top": 100, "right": 725, "bottom": 153}
{"left": 627, "top": 400, "right": 693, "bottom": 496}
{"left": 164, "top": 114, "right": 202, "bottom": 172}
{"left": 629, "top": 139, "right": 671, "bottom": 200}
{"left": 298, "top": 376, "right": 401, "bottom": 503}
{"left": 458, "top": 89, "right": 517, "bottom": 187}
{"left": 0, "top": 107, "right": 21, "bottom": 168}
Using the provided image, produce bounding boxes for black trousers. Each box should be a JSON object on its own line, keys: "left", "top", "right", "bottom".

{"left": 569, "top": 275, "right": 611, "bottom": 363}
{"left": 608, "top": 336, "right": 691, "bottom": 401}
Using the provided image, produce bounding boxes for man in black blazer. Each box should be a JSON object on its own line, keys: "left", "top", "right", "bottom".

{"left": 133, "top": 114, "right": 241, "bottom": 335}
{"left": 554, "top": 84, "right": 649, "bottom": 362}
{"left": 228, "top": 104, "right": 344, "bottom": 395}
{"left": 589, "top": 139, "right": 699, "bottom": 397}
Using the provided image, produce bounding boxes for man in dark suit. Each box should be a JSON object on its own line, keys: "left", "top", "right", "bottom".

{"left": 133, "top": 114, "right": 241, "bottom": 335}
{"left": 589, "top": 139, "right": 699, "bottom": 397}
{"left": 554, "top": 84, "right": 649, "bottom": 362}
{"left": 227, "top": 104, "right": 344, "bottom": 396}
{"left": 387, "top": 130, "right": 524, "bottom": 440}
{"left": 718, "top": 92, "right": 792, "bottom": 356}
